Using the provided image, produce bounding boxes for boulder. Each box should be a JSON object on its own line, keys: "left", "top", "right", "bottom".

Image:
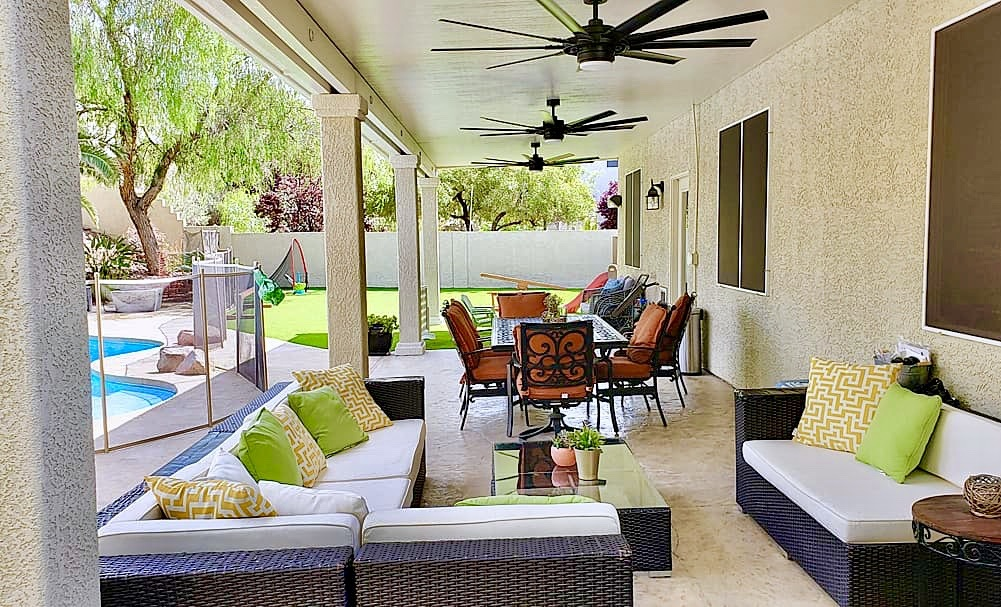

{"left": 157, "top": 346, "right": 194, "bottom": 373}
{"left": 176, "top": 326, "right": 223, "bottom": 347}
{"left": 175, "top": 350, "right": 207, "bottom": 376}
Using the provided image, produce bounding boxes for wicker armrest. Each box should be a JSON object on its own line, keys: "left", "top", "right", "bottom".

{"left": 100, "top": 547, "right": 353, "bottom": 607}
{"left": 354, "top": 536, "right": 633, "bottom": 607}
{"left": 734, "top": 387, "right": 807, "bottom": 446}
{"left": 365, "top": 376, "right": 425, "bottom": 421}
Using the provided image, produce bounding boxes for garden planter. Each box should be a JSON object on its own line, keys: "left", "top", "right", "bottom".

{"left": 368, "top": 329, "right": 393, "bottom": 356}
{"left": 574, "top": 449, "right": 601, "bottom": 481}
{"left": 551, "top": 446, "right": 576, "bottom": 467}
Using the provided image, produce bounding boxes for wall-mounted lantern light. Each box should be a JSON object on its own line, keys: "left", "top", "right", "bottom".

{"left": 646, "top": 180, "right": 664, "bottom": 210}
{"left": 608, "top": 194, "right": 622, "bottom": 209}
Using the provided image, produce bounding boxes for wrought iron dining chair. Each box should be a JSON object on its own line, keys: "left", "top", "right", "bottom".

{"left": 654, "top": 292, "right": 696, "bottom": 408}
{"left": 510, "top": 320, "right": 595, "bottom": 439}
{"left": 442, "top": 300, "right": 512, "bottom": 431}
{"left": 594, "top": 303, "right": 671, "bottom": 431}
{"left": 496, "top": 291, "right": 548, "bottom": 319}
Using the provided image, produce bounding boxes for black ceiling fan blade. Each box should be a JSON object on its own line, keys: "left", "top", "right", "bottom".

{"left": 438, "top": 18, "right": 565, "bottom": 43}
{"left": 627, "top": 10, "right": 769, "bottom": 45}
{"left": 479, "top": 132, "right": 531, "bottom": 137}
{"left": 432, "top": 45, "right": 564, "bottom": 52}
{"left": 534, "top": 0, "right": 585, "bottom": 34}
{"left": 614, "top": 0, "right": 691, "bottom": 36}
{"left": 567, "top": 110, "right": 617, "bottom": 128}
{"left": 460, "top": 127, "right": 534, "bottom": 132}
{"left": 576, "top": 125, "right": 638, "bottom": 132}
{"left": 638, "top": 38, "right": 756, "bottom": 49}
{"left": 548, "top": 157, "right": 601, "bottom": 166}
{"left": 472, "top": 161, "right": 525, "bottom": 166}
{"left": 620, "top": 50, "right": 685, "bottom": 65}
{"left": 573, "top": 116, "right": 649, "bottom": 130}
{"left": 486, "top": 51, "right": 564, "bottom": 70}
{"left": 481, "top": 117, "right": 538, "bottom": 129}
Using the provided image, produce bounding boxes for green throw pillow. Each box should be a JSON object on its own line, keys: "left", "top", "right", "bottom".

{"left": 855, "top": 383, "right": 942, "bottom": 483}
{"left": 287, "top": 386, "right": 369, "bottom": 456}
{"left": 455, "top": 495, "right": 596, "bottom": 506}
{"left": 232, "top": 408, "right": 303, "bottom": 486}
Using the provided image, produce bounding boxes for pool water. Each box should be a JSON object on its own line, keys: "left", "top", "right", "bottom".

{"left": 89, "top": 336, "right": 177, "bottom": 419}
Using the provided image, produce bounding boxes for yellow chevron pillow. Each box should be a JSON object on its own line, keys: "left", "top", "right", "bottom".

{"left": 293, "top": 365, "right": 393, "bottom": 431}
{"left": 793, "top": 358, "right": 902, "bottom": 453}
{"left": 273, "top": 403, "right": 327, "bottom": 487}
{"left": 146, "top": 476, "right": 277, "bottom": 520}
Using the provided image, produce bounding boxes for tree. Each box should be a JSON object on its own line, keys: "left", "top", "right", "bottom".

{"left": 596, "top": 181, "right": 619, "bottom": 229}
{"left": 78, "top": 131, "right": 119, "bottom": 224}
{"left": 254, "top": 174, "right": 323, "bottom": 233}
{"left": 71, "top": 0, "right": 319, "bottom": 274}
{"left": 362, "top": 145, "right": 396, "bottom": 231}
{"left": 438, "top": 166, "right": 595, "bottom": 231}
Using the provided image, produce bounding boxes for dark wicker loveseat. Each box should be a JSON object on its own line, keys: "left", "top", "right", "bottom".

{"left": 735, "top": 387, "right": 1001, "bottom": 607}
{"left": 99, "top": 377, "right": 635, "bottom": 607}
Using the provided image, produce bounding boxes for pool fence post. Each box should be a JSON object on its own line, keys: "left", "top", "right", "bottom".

{"left": 94, "top": 273, "right": 111, "bottom": 453}
{"left": 199, "top": 272, "right": 214, "bottom": 424}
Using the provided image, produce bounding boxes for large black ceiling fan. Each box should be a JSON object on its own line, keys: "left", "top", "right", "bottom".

{"left": 462, "top": 97, "right": 647, "bottom": 140}
{"left": 432, "top": 0, "right": 768, "bottom": 71}
{"left": 472, "top": 141, "right": 599, "bottom": 171}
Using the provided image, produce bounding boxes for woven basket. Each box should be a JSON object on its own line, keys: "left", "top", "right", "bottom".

{"left": 964, "top": 474, "right": 1001, "bottom": 518}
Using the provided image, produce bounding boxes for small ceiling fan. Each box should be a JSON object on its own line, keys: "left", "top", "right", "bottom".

{"left": 462, "top": 97, "right": 647, "bottom": 140}
{"left": 432, "top": 0, "right": 768, "bottom": 71}
{"left": 472, "top": 141, "right": 599, "bottom": 171}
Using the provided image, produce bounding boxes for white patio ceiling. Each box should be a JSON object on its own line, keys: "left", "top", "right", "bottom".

{"left": 187, "top": 0, "right": 858, "bottom": 168}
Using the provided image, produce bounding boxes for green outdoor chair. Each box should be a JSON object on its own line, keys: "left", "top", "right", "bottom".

{"left": 461, "top": 294, "right": 494, "bottom": 328}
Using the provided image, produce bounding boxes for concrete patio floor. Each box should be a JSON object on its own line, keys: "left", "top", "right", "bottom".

{"left": 94, "top": 345, "right": 834, "bottom": 606}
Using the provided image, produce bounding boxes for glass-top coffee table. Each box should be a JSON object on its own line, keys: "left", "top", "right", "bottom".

{"left": 492, "top": 439, "right": 672, "bottom": 575}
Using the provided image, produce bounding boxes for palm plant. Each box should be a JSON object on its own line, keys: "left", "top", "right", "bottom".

{"left": 78, "top": 132, "right": 120, "bottom": 225}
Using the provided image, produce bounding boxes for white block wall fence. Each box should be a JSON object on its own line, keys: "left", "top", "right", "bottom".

{"left": 228, "top": 231, "right": 616, "bottom": 288}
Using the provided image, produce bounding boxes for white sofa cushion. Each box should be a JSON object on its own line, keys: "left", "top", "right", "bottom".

{"left": 361, "top": 504, "right": 620, "bottom": 544}
{"left": 920, "top": 404, "right": 1001, "bottom": 487}
{"left": 206, "top": 448, "right": 257, "bottom": 487}
{"left": 743, "top": 440, "right": 959, "bottom": 544}
{"left": 259, "top": 481, "right": 368, "bottom": 522}
{"left": 315, "top": 419, "right": 425, "bottom": 483}
{"left": 98, "top": 513, "right": 361, "bottom": 556}
{"left": 314, "top": 478, "right": 412, "bottom": 512}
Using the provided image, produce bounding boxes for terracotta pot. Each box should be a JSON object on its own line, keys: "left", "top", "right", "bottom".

{"left": 551, "top": 446, "right": 576, "bottom": 468}
{"left": 574, "top": 448, "right": 601, "bottom": 481}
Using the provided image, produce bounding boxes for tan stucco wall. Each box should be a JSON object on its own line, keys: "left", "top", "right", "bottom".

{"left": 83, "top": 184, "right": 185, "bottom": 250}
{"left": 618, "top": 0, "right": 1001, "bottom": 416}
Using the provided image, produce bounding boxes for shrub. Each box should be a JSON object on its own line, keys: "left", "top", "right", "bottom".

{"left": 255, "top": 173, "right": 324, "bottom": 232}
{"left": 367, "top": 314, "right": 399, "bottom": 333}
{"left": 84, "top": 232, "right": 142, "bottom": 280}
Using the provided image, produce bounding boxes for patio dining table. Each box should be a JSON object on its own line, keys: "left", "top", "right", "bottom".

{"left": 490, "top": 314, "right": 628, "bottom": 352}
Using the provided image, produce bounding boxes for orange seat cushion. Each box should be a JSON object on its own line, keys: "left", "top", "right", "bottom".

{"left": 466, "top": 351, "right": 511, "bottom": 384}
{"left": 626, "top": 304, "right": 669, "bottom": 364}
{"left": 596, "top": 355, "right": 654, "bottom": 381}
{"left": 514, "top": 371, "right": 590, "bottom": 400}
{"left": 497, "top": 292, "right": 548, "bottom": 319}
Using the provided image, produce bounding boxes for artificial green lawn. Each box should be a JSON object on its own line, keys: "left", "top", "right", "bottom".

{"left": 263, "top": 287, "right": 579, "bottom": 350}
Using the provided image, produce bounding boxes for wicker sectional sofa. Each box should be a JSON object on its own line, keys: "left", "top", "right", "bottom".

{"left": 735, "top": 387, "right": 1001, "bottom": 607}
{"left": 98, "top": 377, "right": 634, "bottom": 607}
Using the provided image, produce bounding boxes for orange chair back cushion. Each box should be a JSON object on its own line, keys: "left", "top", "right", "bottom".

{"left": 497, "top": 292, "right": 548, "bottom": 319}
{"left": 444, "top": 301, "right": 481, "bottom": 356}
{"left": 627, "top": 304, "right": 669, "bottom": 363}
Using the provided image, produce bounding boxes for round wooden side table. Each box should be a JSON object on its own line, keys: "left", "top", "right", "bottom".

{"left": 913, "top": 495, "right": 1001, "bottom": 606}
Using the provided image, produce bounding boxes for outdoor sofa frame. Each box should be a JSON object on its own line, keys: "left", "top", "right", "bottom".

{"left": 99, "top": 376, "right": 634, "bottom": 607}
{"left": 734, "top": 387, "right": 1001, "bottom": 607}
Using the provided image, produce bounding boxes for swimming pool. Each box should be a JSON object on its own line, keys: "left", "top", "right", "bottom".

{"left": 89, "top": 336, "right": 177, "bottom": 420}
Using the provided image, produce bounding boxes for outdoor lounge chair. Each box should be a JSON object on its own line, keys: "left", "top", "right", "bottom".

{"left": 510, "top": 320, "right": 595, "bottom": 439}
{"left": 589, "top": 274, "right": 651, "bottom": 334}
{"left": 594, "top": 304, "right": 671, "bottom": 432}
{"left": 460, "top": 294, "right": 494, "bottom": 327}
{"left": 442, "top": 300, "right": 511, "bottom": 431}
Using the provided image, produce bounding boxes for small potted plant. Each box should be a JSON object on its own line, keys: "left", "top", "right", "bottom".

{"left": 540, "top": 293, "right": 565, "bottom": 323}
{"left": 367, "top": 314, "right": 398, "bottom": 356}
{"left": 550, "top": 431, "right": 576, "bottom": 467}
{"left": 568, "top": 422, "right": 604, "bottom": 481}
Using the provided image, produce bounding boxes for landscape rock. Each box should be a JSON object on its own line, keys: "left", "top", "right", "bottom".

{"left": 176, "top": 326, "right": 223, "bottom": 347}
{"left": 157, "top": 346, "right": 194, "bottom": 373}
{"left": 175, "top": 350, "right": 207, "bottom": 376}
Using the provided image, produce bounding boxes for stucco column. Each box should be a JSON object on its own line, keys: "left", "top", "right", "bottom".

{"left": 312, "top": 94, "right": 370, "bottom": 375}
{"left": 392, "top": 154, "right": 425, "bottom": 356}
{"left": 0, "top": 2, "right": 100, "bottom": 604}
{"left": 418, "top": 176, "right": 442, "bottom": 324}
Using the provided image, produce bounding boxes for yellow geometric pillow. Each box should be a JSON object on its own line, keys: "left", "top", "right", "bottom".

{"left": 793, "top": 358, "right": 902, "bottom": 453}
{"left": 273, "top": 403, "right": 327, "bottom": 487}
{"left": 292, "top": 365, "right": 393, "bottom": 431}
{"left": 145, "top": 476, "right": 277, "bottom": 520}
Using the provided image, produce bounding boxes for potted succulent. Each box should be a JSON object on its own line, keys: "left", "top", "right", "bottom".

{"left": 367, "top": 314, "right": 398, "bottom": 356}
{"left": 540, "top": 293, "right": 565, "bottom": 323}
{"left": 568, "top": 422, "right": 604, "bottom": 481}
{"left": 550, "top": 431, "right": 576, "bottom": 467}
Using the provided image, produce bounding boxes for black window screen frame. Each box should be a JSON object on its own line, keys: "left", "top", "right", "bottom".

{"left": 717, "top": 109, "right": 769, "bottom": 293}
{"left": 925, "top": 2, "right": 1001, "bottom": 344}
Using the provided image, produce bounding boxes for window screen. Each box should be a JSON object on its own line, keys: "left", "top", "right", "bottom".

{"left": 624, "top": 169, "right": 642, "bottom": 267}
{"left": 718, "top": 110, "right": 769, "bottom": 292}
{"left": 926, "top": 2, "right": 1001, "bottom": 342}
